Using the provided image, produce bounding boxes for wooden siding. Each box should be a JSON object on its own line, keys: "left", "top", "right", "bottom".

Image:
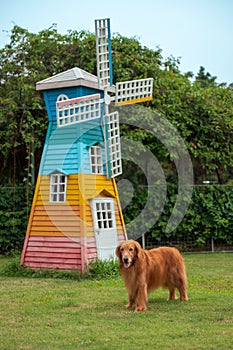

{"left": 23, "top": 174, "right": 125, "bottom": 238}
{"left": 39, "top": 121, "right": 81, "bottom": 175}
{"left": 36, "top": 174, "right": 117, "bottom": 206}
{"left": 27, "top": 202, "right": 124, "bottom": 238}
{"left": 39, "top": 120, "right": 106, "bottom": 176}
{"left": 36, "top": 174, "right": 80, "bottom": 206}
{"left": 22, "top": 234, "right": 125, "bottom": 271}
{"left": 22, "top": 236, "right": 98, "bottom": 270}
{"left": 21, "top": 172, "right": 126, "bottom": 271}
{"left": 28, "top": 204, "right": 94, "bottom": 237}
{"left": 78, "top": 174, "right": 117, "bottom": 204}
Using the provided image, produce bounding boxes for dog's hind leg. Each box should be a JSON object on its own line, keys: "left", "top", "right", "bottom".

{"left": 177, "top": 278, "right": 188, "bottom": 301}
{"left": 178, "top": 286, "right": 188, "bottom": 301}
{"left": 167, "top": 287, "right": 177, "bottom": 301}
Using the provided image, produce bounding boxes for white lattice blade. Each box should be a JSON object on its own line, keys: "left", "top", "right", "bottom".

{"left": 104, "top": 111, "right": 122, "bottom": 178}
{"left": 56, "top": 94, "right": 102, "bottom": 127}
{"left": 115, "top": 78, "right": 153, "bottom": 106}
{"left": 95, "top": 18, "right": 113, "bottom": 88}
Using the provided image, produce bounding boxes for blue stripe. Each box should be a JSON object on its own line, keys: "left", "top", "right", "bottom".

{"left": 39, "top": 119, "right": 107, "bottom": 176}
{"left": 38, "top": 122, "right": 53, "bottom": 174}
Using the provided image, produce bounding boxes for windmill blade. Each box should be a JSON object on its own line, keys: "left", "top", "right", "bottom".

{"left": 95, "top": 18, "right": 113, "bottom": 88}
{"left": 115, "top": 78, "right": 153, "bottom": 106}
{"left": 104, "top": 111, "right": 122, "bottom": 178}
{"left": 56, "top": 94, "right": 102, "bottom": 127}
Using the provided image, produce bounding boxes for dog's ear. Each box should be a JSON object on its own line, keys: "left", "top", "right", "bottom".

{"left": 115, "top": 243, "right": 122, "bottom": 259}
{"left": 134, "top": 241, "right": 143, "bottom": 259}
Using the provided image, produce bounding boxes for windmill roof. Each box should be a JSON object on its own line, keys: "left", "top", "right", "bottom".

{"left": 36, "top": 67, "right": 115, "bottom": 92}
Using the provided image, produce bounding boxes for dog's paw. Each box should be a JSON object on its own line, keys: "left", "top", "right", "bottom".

{"left": 135, "top": 306, "right": 147, "bottom": 312}
{"left": 126, "top": 303, "right": 134, "bottom": 309}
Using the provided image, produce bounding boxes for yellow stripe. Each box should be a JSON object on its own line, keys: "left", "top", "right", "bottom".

{"left": 116, "top": 96, "right": 152, "bottom": 106}
{"left": 36, "top": 174, "right": 116, "bottom": 205}
{"left": 27, "top": 173, "right": 126, "bottom": 238}
{"left": 28, "top": 201, "right": 124, "bottom": 238}
{"left": 25, "top": 175, "right": 42, "bottom": 234}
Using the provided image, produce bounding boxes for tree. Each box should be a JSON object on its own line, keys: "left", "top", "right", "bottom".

{"left": 195, "top": 66, "right": 217, "bottom": 87}
{"left": 151, "top": 65, "right": 233, "bottom": 183}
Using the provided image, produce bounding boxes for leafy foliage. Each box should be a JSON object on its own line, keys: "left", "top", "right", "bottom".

{"left": 0, "top": 186, "right": 32, "bottom": 253}
{"left": 148, "top": 185, "right": 233, "bottom": 248}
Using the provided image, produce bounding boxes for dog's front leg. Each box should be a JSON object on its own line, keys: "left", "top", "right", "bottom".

{"left": 126, "top": 288, "right": 137, "bottom": 308}
{"left": 135, "top": 283, "right": 147, "bottom": 312}
{"left": 126, "top": 298, "right": 135, "bottom": 309}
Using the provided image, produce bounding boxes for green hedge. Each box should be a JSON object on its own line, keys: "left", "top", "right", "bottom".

{"left": 151, "top": 185, "right": 233, "bottom": 247}
{"left": 123, "top": 185, "right": 233, "bottom": 248}
{"left": 0, "top": 185, "right": 233, "bottom": 254}
{"left": 0, "top": 186, "right": 32, "bottom": 253}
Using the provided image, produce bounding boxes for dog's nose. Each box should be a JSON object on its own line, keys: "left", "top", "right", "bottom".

{"left": 123, "top": 257, "right": 129, "bottom": 264}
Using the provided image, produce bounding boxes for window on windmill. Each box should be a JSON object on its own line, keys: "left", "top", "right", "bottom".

{"left": 50, "top": 174, "right": 67, "bottom": 203}
{"left": 57, "top": 94, "right": 69, "bottom": 102}
{"left": 89, "top": 146, "right": 103, "bottom": 174}
{"left": 95, "top": 200, "right": 114, "bottom": 229}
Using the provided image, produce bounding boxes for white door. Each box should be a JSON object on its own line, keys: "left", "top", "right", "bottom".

{"left": 91, "top": 198, "right": 118, "bottom": 260}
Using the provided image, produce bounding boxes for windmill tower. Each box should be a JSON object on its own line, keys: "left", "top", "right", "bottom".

{"left": 20, "top": 18, "right": 153, "bottom": 272}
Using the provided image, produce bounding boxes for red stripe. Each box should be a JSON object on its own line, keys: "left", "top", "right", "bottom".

{"left": 22, "top": 235, "right": 98, "bottom": 271}
{"left": 57, "top": 94, "right": 100, "bottom": 107}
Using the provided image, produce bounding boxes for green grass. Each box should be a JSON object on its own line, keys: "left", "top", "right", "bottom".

{"left": 0, "top": 253, "right": 232, "bottom": 350}
{"left": 0, "top": 254, "right": 119, "bottom": 280}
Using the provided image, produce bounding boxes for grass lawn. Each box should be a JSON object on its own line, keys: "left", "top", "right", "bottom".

{"left": 0, "top": 253, "right": 232, "bottom": 350}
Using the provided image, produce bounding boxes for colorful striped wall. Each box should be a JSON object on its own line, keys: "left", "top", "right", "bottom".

{"left": 21, "top": 174, "right": 126, "bottom": 271}
{"left": 40, "top": 120, "right": 106, "bottom": 176}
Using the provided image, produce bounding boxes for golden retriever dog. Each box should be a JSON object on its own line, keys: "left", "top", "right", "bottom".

{"left": 116, "top": 240, "right": 188, "bottom": 312}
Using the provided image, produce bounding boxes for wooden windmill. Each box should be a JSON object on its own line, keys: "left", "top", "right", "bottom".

{"left": 20, "top": 18, "right": 153, "bottom": 272}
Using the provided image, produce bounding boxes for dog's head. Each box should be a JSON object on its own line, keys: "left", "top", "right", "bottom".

{"left": 116, "top": 240, "right": 142, "bottom": 269}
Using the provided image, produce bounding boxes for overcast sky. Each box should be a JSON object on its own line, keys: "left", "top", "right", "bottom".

{"left": 1, "top": 0, "right": 233, "bottom": 84}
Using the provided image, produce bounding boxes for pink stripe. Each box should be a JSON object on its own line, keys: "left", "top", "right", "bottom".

{"left": 57, "top": 94, "right": 100, "bottom": 107}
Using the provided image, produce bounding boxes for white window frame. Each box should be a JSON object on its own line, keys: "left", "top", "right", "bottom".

{"left": 91, "top": 198, "right": 116, "bottom": 231}
{"left": 50, "top": 174, "right": 67, "bottom": 203}
{"left": 89, "top": 146, "right": 103, "bottom": 174}
{"left": 57, "top": 94, "right": 69, "bottom": 102}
